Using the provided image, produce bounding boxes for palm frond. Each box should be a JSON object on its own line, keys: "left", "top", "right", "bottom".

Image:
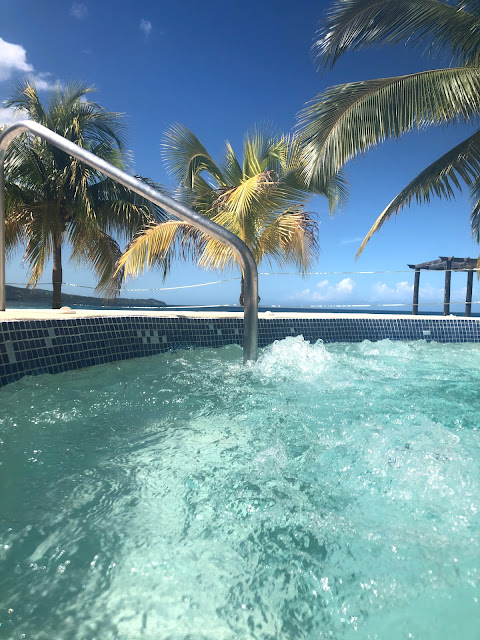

{"left": 185, "top": 175, "right": 218, "bottom": 216}
{"left": 468, "top": 173, "right": 480, "bottom": 242}
{"left": 314, "top": 0, "right": 480, "bottom": 69}
{"left": 318, "top": 171, "right": 350, "bottom": 215}
{"left": 4, "top": 81, "right": 166, "bottom": 296}
{"left": 163, "top": 124, "right": 225, "bottom": 188}
{"left": 5, "top": 208, "right": 29, "bottom": 257}
{"left": 242, "top": 127, "right": 289, "bottom": 178}
{"left": 356, "top": 128, "right": 480, "bottom": 256}
{"left": 457, "top": 1, "right": 480, "bottom": 17}
{"left": 6, "top": 80, "right": 48, "bottom": 124}
{"left": 298, "top": 66, "right": 480, "bottom": 182}
{"left": 22, "top": 205, "right": 62, "bottom": 286}
{"left": 196, "top": 237, "right": 239, "bottom": 272}
{"left": 68, "top": 219, "right": 124, "bottom": 299}
{"left": 85, "top": 176, "right": 167, "bottom": 238}
{"left": 214, "top": 175, "right": 267, "bottom": 238}
{"left": 243, "top": 130, "right": 269, "bottom": 176}
{"left": 254, "top": 209, "right": 319, "bottom": 270}
{"left": 48, "top": 82, "right": 126, "bottom": 151}
{"left": 222, "top": 141, "right": 243, "bottom": 185}
{"left": 117, "top": 221, "right": 205, "bottom": 281}
{"left": 157, "top": 123, "right": 337, "bottom": 280}
{"left": 282, "top": 155, "right": 349, "bottom": 214}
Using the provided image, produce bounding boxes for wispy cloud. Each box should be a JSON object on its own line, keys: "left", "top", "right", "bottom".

{"left": 338, "top": 236, "right": 363, "bottom": 246}
{"left": 0, "top": 37, "right": 33, "bottom": 82}
{"left": 32, "top": 72, "right": 61, "bottom": 92}
{"left": 0, "top": 106, "right": 28, "bottom": 127}
{"left": 295, "top": 278, "right": 356, "bottom": 303}
{"left": 370, "top": 280, "right": 468, "bottom": 306}
{"left": 371, "top": 280, "right": 413, "bottom": 302}
{"left": 139, "top": 18, "right": 152, "bottom": 38}
{"left": 290, "top": 277, "right": 471, "bottom": 310}
{"left": 70, "top": 2, "right": 88, "bottom": 19}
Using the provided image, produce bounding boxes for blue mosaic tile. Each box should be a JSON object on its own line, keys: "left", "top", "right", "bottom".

{"left": 2, "top": 315, "right": 480, "bottom": 387}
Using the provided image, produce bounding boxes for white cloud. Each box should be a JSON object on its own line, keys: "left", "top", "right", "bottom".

{"left": 370, "top": 280, "right": 470, "bottom": 309}
{"left": 32, "top": 72, "right": 61, "bottom": 92}
{"left": 0, "top": 37, "right": 60, "bottom": 92}
{"left": 295, "top": 277, "right": 356, "bottom": 302}
{"left": 370, "top": 280, "right": 459, "bottom": 303}
{"left": 371, "top": 280, "right": 413, "bottom": 302}
{"left": 0, "top": 38, "right": 33, "bottom": 82}
{"left": 71, "top": 2, "right": 88, "bottom": 19}
{"left": 140, "top": 18, "right": 152, "bottom": 37}
{"left": 290, "top": 276, "right": 474, "bottom": 310}
{"left": 0, "top": 106, "right": 28, "bottom": 127}
{"left": 336, "top": 278, "right": 355, "bottom": 294}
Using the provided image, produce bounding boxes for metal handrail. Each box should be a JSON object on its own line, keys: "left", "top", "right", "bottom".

{"left": 0, "top": 121, "right": 258, "bottom": 362}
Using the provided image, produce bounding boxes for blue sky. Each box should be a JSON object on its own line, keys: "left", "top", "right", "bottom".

{"left": 2, "top": 0, "right": 480, "bottom": 311}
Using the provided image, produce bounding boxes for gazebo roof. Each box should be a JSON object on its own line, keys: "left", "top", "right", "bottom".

{"left": 408, "top": 256, "right": 478, "bottom": 271}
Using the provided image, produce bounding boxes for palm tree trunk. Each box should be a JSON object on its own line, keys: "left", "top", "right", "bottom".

{"left": 52, "top": 239, "right": 62, "bottom": 309}
{"left": 239, "top": 275, "right": 245, "bottom": 307}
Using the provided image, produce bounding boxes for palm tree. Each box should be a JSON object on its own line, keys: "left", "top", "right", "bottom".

{"left": 298, "top": 0, "right": 480, "bottom": 256}
{"left": 4, "top": 81, "right": 160, "bottom": 308}
{"left": 117, "top": 124, "right": 346, "bottom": 304}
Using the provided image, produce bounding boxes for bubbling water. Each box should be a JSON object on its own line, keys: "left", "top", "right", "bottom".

{"left": 1, "top": 337, "right": 480, "bottom": 639}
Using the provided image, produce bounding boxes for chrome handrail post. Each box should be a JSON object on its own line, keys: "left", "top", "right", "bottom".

{"left": 0, "top": 121, "right": 258, "bottom": 361}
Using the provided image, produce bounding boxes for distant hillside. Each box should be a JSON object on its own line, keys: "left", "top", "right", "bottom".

{"left": 6, "top": 285, "right": 166, "bottom": 307}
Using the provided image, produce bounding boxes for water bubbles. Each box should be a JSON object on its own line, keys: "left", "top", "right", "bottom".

{"left": 2, "top": 339, "right": 480, "bottom": 637}
{"left": 252, "top": 335, "right": 333, "bottom": 382}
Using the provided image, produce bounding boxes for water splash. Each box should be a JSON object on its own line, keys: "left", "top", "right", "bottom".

{"left": 1, "top": 338, "right": 480, "bottom": 638}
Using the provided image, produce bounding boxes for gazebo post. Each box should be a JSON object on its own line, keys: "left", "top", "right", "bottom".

{"left": 444, "top": 258, "right": 452, "bottom": 315}
{"left": 410, "top": 257, "right": 477, "bottom": 316}
{"left": 412, "top": 269, "right": 420, "bottom": 315}
{"left": 466, "top": 269, "right": 474, "bottom": 317}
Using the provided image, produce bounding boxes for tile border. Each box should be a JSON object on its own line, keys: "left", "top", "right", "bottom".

{"left": 1, "top": 315, "right": 480, "bottom": 387}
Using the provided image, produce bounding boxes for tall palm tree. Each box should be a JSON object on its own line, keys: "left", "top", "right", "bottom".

{"left": 4, "top": 81, "right": 160, "bottom": 307}
{"left": 298, "top": 0, "right": 480, "bottom": 256}
{"left": 117, "top": 124, "right": 346, "bottom": 304}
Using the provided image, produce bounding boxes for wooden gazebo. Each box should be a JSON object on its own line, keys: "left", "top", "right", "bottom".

{"left": 408, "top": 256, "right": 478, "bottom": 316}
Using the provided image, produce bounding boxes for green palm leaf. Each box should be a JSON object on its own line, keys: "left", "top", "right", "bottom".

{"left": 356, "top": 128, "right": 480, "bottom": 255}
{"left": 299, "top": 66, "right": 480, "bottom": 181}
{"left": 302, "top": 0, "right": 480, "bottom": 255}
{"left": 163, "top": 124, "right": 225, "bottom": 188}
{"left": 222, "top": 142, "right": 243, "bottom": 185}
{"left": 254, "top": 209, "right": 319, "bottom": 270}
{"left": 120, "top": 124, "right": 344, "bottom": 302}
{"left": 21, "top": 203, "right": 62, "bottom": 286}
{"left": 464, "top": 168, "right": 480, "bottom": 242}
{"left": 118, "top": 221, "right": 205, "bottom": 279}
{"left": 4, "top": 81, "right": 159, "bottom": 307}
{"left": 68, "top": 218, "right": 124, "bottom": 299}
{"left": 314, "top": 0, "right": 480, "bottom": 69}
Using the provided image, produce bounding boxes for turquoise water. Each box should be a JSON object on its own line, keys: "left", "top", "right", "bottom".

{"left": 1, "top": 337, "right": 480, "bottom": 639}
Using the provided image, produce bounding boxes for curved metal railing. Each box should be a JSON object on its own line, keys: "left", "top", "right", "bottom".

{"left": 0, "top": 121, "right": 258, "bottom": 362}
